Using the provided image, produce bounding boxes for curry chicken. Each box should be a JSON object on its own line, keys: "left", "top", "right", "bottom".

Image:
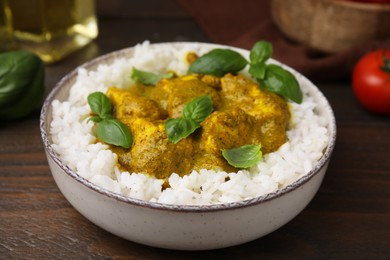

{"left": 107, "top": 73, "right": 290, "bottom": 180}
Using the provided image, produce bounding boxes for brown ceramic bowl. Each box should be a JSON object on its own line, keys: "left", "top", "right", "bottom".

{"left": 271, "top": 0, "right": 390, "bottom": 53}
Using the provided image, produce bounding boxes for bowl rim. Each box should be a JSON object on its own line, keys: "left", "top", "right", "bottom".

{"left": 40, "top": 41, "right": 337, "bottom": 213}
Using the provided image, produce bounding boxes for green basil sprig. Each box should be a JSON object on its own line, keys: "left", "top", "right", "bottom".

{"left": 165, "top": 95, "right": 213, "bottom": 144}
{"left": 188, "top": 49, "right": 248, "bottom": 77}
{"left": 222, "top": 144, "right": 262, "bottom": 168}
{"left": 131, "top": 67, "right": 173, "bottom": 85}
{"left": 250, "top": 41, "right": 272, "bottom": 64}
{"left": 249, "top": 42, "right": 302, "bottom": 103}
{"left": 0, "top": 51, "right": 45, "bottom": 120}
{"left": 87, "top": 91, "right": 112, "bottom": 119}
{"left": 165, "top": 118, "right": 197, "bottom": 144}
{"left": 260, "top": 64, "right": 302, "bottom": 104}
{"left": 87, "top": 92, "right": 133, "bottom": 149}
{"left": 182, "top": 95, "right": 214, "bottom": 124}
{"left": 187, "top": 41, "right": 302, "bottom": 103}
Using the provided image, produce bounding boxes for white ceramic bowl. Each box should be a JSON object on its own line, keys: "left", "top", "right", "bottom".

{"left": 40, "top": 42, "right": 336, "bottom": 250}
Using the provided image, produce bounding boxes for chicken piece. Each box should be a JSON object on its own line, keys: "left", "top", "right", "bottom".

{"left": 196, "top": 108, "right": 263, "bottom": 172}
{"left": 152, "top": 75, "right": 221, "bottom": 118}
{"left": 220, "top": 73, "right": 290, "bottom": 123}
{"left": 256, "top": 119, "right": 288, "bottom": 154}
{"left": 115, "top": 118, "right": 195, "bottom": 179}
{"left": 219, "top": 74, "right": 290, "bottom": 154}
{"left": 200, "top": 74, "right": 221, "bottom": 90}
{"left": 107, "top": 87, "right": 166, "bottom": 120}
{"left": 186, "top": 51, "right": 198, "bottom": 65}
{"left": 200, "top": 108, "right": 259, "bottom": 154}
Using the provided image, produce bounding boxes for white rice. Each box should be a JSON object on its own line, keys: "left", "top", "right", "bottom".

{"left": 50, "top": 41, "right": 330, "bottom": 205}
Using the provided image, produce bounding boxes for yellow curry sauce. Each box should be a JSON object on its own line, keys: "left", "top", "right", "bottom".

{"left": 107, "top": 73, "right": 290, "bottom": 180}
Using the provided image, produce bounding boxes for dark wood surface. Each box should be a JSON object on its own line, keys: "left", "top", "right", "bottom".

{"left": 1, "top": 2, "right": 390, "bottom": 259}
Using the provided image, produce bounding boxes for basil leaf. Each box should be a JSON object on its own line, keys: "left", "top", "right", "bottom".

{"left": 96, "top": 118, "right": 133, "bottom": 149}
{"left": 260, "top": 64, "right": 303, "bottom": 103}
{"left": 87, "top": 92, "right": 112, "bottom": 118}
{"left": 165, "top": 95, "right": 213, "bottom": 144}
{"left": 0, "top": 51, "right": 45, "bottom": 119}
{"left": 188, "top": 49, "right": 248, "bottom": 77}
{"left": 249, "top": 63, "right": 266, "bottom": 80}
{"left": 88, "top": 115, "right": 102, "bottom": 123}
{"left": 87, "top": 92, "right": 133, "bottom": 149}
{"left": 222, "top": 144, "right": 262, "bottom": 168}
{"left": 165, "top": 118, "right": 198, "bottom": 144}
{"left": 183, "top": 95, "right": 213, "bottom": 124}
{"left": 250, "top": 41, "right": 272, "bottom": 64}
{"left": 131, "top": 67, "right": 173, "bottom": 85}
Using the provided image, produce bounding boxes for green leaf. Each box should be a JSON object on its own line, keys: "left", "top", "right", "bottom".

{"left": 131, "top": 67, "right": 173, "bottom": 85}
{"left": 87, "top": 92, "right": 112, "bottom": 119}
{"left": 249, "top": 63, "right": 267, "bottom": 80}
{"left": 222, "top": 144, "right": 262, "bottom": 168}
{"left": 96, "top": 118, "right": 133, "bottom": 149}
{"left": 381, "top": 52, "right": 390, "bottom": 74}
{"left": 0, "top": 51, "right": 45, "bottom": 119}
{"left": 188, "top": 49, "right": 248, "bottom": 77}
{"left": 165, "top": 118, "right": 198, "bottom": 144}
{"left": 260, "top": 64, "right": 303, "bottom": 103}
{"left": 165, "top": 95, "right": 213, "bottom": 144}
{"left": 249, "top": 41, "right": 272, "bottom": 64}
{"left": 182, "top": 95, "right": 213, "bottom": 124}
{"left": 87, "top": 92, "right": 133, "bottom": 148}
{"left": 88, "top": 115, "right": 101, "bottom": 123}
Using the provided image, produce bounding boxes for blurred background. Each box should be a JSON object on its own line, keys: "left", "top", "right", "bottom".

{"left": 2, "top": 0, "right": 390, "bottom": 81}
{"left": 1, "top": 0, "right": 389, "bottom": 259}
{"left": 116, "top": 0, "right": 390, "bottom": 81}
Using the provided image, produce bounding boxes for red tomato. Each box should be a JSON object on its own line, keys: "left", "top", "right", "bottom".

{"left": 352, "top": 50, "right": 390, "bottom": 114}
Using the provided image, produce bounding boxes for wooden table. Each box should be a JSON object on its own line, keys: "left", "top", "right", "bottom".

{"left": 1, "top": 2, "right": 389, "bottom": 259}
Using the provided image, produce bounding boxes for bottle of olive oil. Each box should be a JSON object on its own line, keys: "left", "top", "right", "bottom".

{"left": 1, "top": 0, "right": 98, "bottom": 63}
{"left": 0, "top": 0, "right": 13, "bottom": 51}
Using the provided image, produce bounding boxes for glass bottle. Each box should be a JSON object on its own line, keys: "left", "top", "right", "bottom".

{"left": 1, "top": 0, "right": 98, "bottom": 63}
